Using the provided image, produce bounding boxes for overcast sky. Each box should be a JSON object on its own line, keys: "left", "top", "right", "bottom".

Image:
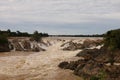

{"left": 0, "top": 0, "right": 120, "bottom": 35}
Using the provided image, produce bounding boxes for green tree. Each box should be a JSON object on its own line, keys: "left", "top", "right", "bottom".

{"left": 0, "top": 34, "right": 9, "bottom": 44}
{"left": 104, "top": 29, "right": 120, "bottom": 51}
{"left": 32, "top": 31, "right": 41, "bottom": 42}
{"left": 7, "top": 29, "right": 11, "bottom": 33}
{"left": 104, "top": 29, "right": 120, "bottom": 65}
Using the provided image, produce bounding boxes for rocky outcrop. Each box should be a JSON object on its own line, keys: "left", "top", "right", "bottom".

{"left": 74, "top": 60, "right": 105, "bottom": 78}
{"left": 61, "top": 41, "right": 83, "bottom": 51}
{"left": 21, "top": 40, "right": 31, "bottom": 50}
{"left": 61, "top": 39, "right": 103, "bottom": 51}
{"left": 12, "top": 39, "right": 24, "bottom": 51}
{"left": 58, "top": 61, "right": 69, "bottom": 69}
{"left": 8, "top": 39, "right": 50, "bottom": 52}
{"left": 95, "top": 49, "right": 120, "bottom": 63}
{"left": 32, "top": 44, "right": 46, "bottom": 52}
{"left": 59, "top": 60, "right": 86, "bottom": 70}
{"left": 59, "top": 47, "right": 120, "bottom": 80}
{"left": 82, "top": 39, "right": 103, "bottom": 49}
{"left": 104, "top": 65, "right": 120, "bottom": 79}
{"left": 76, "top": 49, "right": 100, "bottom": 60}
{"left": 114, "top": 51, "right": 120, "bottom": 63}
{"left": 59, "top": 60, "right": 120, "bottom": 80}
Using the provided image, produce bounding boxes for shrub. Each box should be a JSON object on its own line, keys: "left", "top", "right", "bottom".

{"left": 104, "top": 29, "right": 120, "bottom": 51}
{"left": 0, "top": 34, "right": 8, "bottom": 44}
{"left": 104, "top": 29, "right": 120, "bottom": 65}
{"left": 31, "top": 31, "right": 42, "bottom": 42}
{"left": 90, "top": 76, "right": 99, "bottom": 80}
{"left": 90, "top": 70, "right": 107, "bottom": 80}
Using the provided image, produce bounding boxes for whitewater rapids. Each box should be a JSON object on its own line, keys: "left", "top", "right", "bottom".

{"left": 0, "top": 38, "right": 83, "bottom": 80}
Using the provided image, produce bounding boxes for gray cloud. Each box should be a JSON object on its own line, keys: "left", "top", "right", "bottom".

{"left": 0, "top": 0, "right": 120, "bottom": 34}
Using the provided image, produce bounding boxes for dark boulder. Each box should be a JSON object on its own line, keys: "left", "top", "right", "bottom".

{"left": 58, "top": 61, "right": 69, "bottom": 69}
{"left": 65, "top": 61, "right": 81, "bottom": 70}
{"left": 59, "top": 60, "right": 87, "bottom": 70}
{"left": 68, "top": 60, "right": 86, "bottom": 70}
{"left": 76, "top": 49, "right": 100, "bottom": 60}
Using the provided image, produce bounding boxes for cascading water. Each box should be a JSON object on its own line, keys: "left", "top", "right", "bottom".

{"left": 8, "top": 39, "right": 52, "bottom": 52}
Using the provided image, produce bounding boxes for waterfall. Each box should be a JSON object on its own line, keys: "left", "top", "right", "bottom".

{"left": 8, "top": 39, "right": 52, "bottom": 52}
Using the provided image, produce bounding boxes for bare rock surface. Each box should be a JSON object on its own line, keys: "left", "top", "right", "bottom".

{"left": 61, "top": 39, "right": 103, "bottom": 51}
{"left": 61, "top": 41, "right": 82, "bottom": 51}
{"left": 59, "top": 46, "right": 120, "bottom": 80}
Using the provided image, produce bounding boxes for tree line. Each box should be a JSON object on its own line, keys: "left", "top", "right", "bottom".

{"left": 0, "top": 29, "right": 49, "bottom": 37}
{"left": 50, "top": 34, "right": 104, "bottom": 37}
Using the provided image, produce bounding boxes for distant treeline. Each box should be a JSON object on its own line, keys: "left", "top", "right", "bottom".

{"left": 0, "top": 29, "right": 49, "bottom": 37}
{"left": 50, "top": 34, "right": 104, "bottom": 37}
{"left": 0, "top": 29, "right": 103, "bottom": 37}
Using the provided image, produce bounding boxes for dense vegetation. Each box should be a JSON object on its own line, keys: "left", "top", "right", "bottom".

{"left": 104, "top": 29, "right": 120, "bottom": 51}
{"left": 0, "top": 34, "right": 10, "bottom": 52}
{"left": 104, "top": 29, "right": 120, "bottom": 65}
{"left": 0, "top": 29, "right": 103, "bottom": 38}
{"left": 0, "top": 34, "right": 8, "bottom": 44}
{"left": 0, "top": 29, "right": 49, "bottom": 51}
{"left": 0, "top": 29, "right": 49, "bottom": 37}
{"left": 31, "top": 31, "right": 42, "bottom": 42}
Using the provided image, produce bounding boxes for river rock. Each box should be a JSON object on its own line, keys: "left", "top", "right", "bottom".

{"left": 82, "top": 39, "right": 103, "bottom": 49}
{"left": 12, "top": 39, "right": 24, "bottom": 51}
{"left": 32, "top": 44, "right": 46, "bottom": 52}
{"left": 61, "top": 41, "right": 82, "bottom": 51}
{"left": 74, "top": 60, "right": 104, "bottom": 78}
{"left": 76, "top": 48, "right": 100, "bottom": 60}
{"left": 21, "top": 40, "right": 31, "bottom": 50}
{"left": 58, "top": 61, "right": 69, "bottom": 69}
{"left": 104, "top": 65, "right": 120, "bottom": 79}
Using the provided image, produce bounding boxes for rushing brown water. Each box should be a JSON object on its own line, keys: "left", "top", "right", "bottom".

{"left": 0, "top": 37, "right": 85, "bottom": 80}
